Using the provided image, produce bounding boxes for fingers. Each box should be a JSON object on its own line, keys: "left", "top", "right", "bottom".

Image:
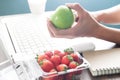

{"left": 47, "top": 18, "right": 65, "bottom": 38}
{"left": 47, "top": 18, "right": 74, "bottom": 38}
{"left": 65, "top": 3, "right": 84, "bottom": 15}
{"left": 47, "top": 19, "right": 56, "bottom": 33}
{"left": 65, "top": 3, "right": 86, "bottom": 24}
{"left": 46, "top": 3, "right": 85, "bottom": 39}
{"left": 47, "top": 18, "right": 56, "bottom": 37}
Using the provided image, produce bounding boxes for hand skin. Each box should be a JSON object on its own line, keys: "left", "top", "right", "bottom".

{"left": 47, "top": 3, "right": 120, "bottom": 44}
{"left": 91, "top": 4, "right": 120, "bottom": 24}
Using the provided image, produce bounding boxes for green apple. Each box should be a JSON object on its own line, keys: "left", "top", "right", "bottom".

{"left": 50, "top": 5, "right": 74, "bottom": 29}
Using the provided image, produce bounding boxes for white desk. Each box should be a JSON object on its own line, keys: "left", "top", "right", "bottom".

{"left": 0, "top": 65, "right": 19, "bottom": 80}
{"left": 0, "top": 12, "right": 118, "bottom": 80}
{"left": 0, "top": 14, "right": 31, "bottom": 80}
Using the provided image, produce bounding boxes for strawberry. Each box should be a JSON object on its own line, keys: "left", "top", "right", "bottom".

{"left": 43, "top": 77, "right": 56, "bottom": 80}
{"left": 43, "top": 76, "right": 57, "bottom": 80}
{"left": 70, "top": 53, "right": 83, "bottom": 64}
{"left": 57, "top": 75, "right": 64, "bottom": 80}
{"left": 61, "top": 55, "right": 73, "bottom": 65}
{"left": 64, "top": 48, "right": 74, "bottom": 55}
{"left": 56, "top": 64, "right": 68, "bottom": 72}
{"left": 75, "top": 70, "right": 82, "bottom": 75}
{"left": 54, "top": 50, "right": 61, "bottom": 54}
{"left": 49, "top": 69, "right": 57, "bottom": 73}
{"left": 70, "top": 53, "right": 79, "bottom": 62}
{"left": 44, "top": 51, "right": 53, "bottom": 58}
{"left": 43, "top": 69, "right": 58, "bottom": 80}
{"left": 69, "top": 61, "right": 79, "bottom": 69}
{"left": 37, "top": 54, "right": 50, "bottom": 63}
{"left": 54, "top": 50, "right": 65, "bottom": 58}
{"left": 63, "top": 52, "right": 69, "bottom": 55}
{"left": 39, "top": 59, "right": 54, "bottom": 72}
{"left": 51, "top": 55, "right": 61, "bottom": 66}
{"left": 65, "top": 72, "right": 75, "bottom": 80}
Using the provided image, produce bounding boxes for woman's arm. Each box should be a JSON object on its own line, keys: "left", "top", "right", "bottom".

{"left": 47, "top": 3, "right": 120, "bottom": 44}
{"left": 92, "top": 4, "right": 120, "bottom": 24}
{"left": 93, "top": 24, "right": 120, "bottom": 44}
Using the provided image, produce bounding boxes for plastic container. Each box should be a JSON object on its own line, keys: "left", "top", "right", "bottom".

{"left": 12, "top": 49, "right": 90, "bottom": 80}
{"left": 36, "top": 50, "right": 90, "bottom": 80}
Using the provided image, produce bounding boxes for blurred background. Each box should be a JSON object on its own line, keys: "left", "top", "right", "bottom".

{"left": 46, "top": 0, "right": 120, "bottom": 11}
{"left": 0, "top": 0, "right": 120, "bottom": 28}
{"left": 46, "top": 0, "right": 120, "bottom": 29}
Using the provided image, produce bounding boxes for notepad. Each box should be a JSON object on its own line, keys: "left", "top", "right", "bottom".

{"left": 83, "top": 48, "right": 120, "bottom": 76}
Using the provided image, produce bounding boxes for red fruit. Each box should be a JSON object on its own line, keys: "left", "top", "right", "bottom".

{"left": 51, "top": 55, "right": 61, "bottom": 66}
{"left": 75, "top": 70, "right": 82, "bottom": 75}
{"left": 44, "top": 51, "right": 53, "bottom": 58}
{"left": 56, "top": 64, "right": 68, "bottom": 72}
{"left": 43, "top": 77, "right": 56, "bottom": 80}
{"left": 70, "top": 53, "right": 83, "bottom": 64}
{"left": 61, "top": 55, "right": 73, "bottom": 65}
{"left": 54, "top": 50, "right": 61, "bottom": 54}
{"left": 43, "top": 71, "right": 58, "bottom": 80}
{"left": 79, "top": 59, "right": 83, "bottom": 65}
{"left": 54, "top": 50, "right": 65, "bottom": 58}
{"left": 49, "top": 69, "right": 57, "bottom": 73}
{"left": 65, "top": 72, "right": 75, "bottom": 80}
{"left": 57, "top": 75, "right": 64, "bottom": 80}
{"left": 37, "top": 54, "right": 50, "bottom": 63}
{"left": 69, "top": 61, "right": 79, "bottom": 69}
{"left": 39, "top": 59, "right": 54, "bottom": 72}
{"left": 70, "top": 53, "right": 79, "bottom": 62}
{"left": 48, "top": 69, "right": 58, "bottom": 80}
{"left": 63, "top": 52, "right": 69, "bottom": 55}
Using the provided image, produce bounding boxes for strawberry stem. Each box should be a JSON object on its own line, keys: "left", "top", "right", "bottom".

{"left": 64, "top": 48, "right": 74, "bottom": 54}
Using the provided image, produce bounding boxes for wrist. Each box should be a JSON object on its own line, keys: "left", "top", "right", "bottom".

{"left": 92, "top": 23, "right": 104, "bottom": 38}
{"left": 93, "top": 24, "right": 120, "bottom": 44}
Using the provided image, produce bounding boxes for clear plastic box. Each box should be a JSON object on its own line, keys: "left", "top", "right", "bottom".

{"left": 36, "top": 50, "right": 90, "bottom": 80}
{"left": 12, "top": 50, "right": 90, "bottom": 80}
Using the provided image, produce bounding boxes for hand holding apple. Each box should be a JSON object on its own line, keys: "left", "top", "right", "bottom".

{"left": 50, "top": 5, "right": 74, "bottom": 29}
{"left": 47, "top": 3, "right": 101, "bottom": 39}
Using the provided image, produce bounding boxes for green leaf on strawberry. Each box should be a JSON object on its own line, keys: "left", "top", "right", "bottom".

{"left": 64, "top": 48, "right": 74, "bottom": 54}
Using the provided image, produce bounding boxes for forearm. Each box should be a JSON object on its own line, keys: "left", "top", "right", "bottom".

{"left": 93, "top": 4, "right": 120, "bottom": 24}
{"left": 94, "top": 24, "right": 120, "bottom": 44}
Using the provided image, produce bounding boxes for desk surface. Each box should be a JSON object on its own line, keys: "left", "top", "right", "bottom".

{"left": 0, "top": 13, "right": 120, "bottom": 80}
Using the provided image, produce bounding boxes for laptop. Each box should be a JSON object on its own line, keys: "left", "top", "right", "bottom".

{"left": 0, "top": 13, "right": 96, "bottom": 80}
{"left": 0, "top": 13, "right": 116, "bottom": 80}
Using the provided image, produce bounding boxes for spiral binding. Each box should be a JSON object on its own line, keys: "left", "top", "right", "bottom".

{"left": 90, "top": 67, "right": 120, "bottom": 76}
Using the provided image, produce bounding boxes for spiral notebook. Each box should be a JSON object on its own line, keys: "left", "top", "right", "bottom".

{"left": 83, "top": 48, "right": 120, "bottom": 76}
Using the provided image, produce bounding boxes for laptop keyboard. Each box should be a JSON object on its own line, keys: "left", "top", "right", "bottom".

{"left": 3, "top": 15, "right": 70, "bottom": 54}
{"left": 11, "top": 24, "right": 56, "bottom": 54}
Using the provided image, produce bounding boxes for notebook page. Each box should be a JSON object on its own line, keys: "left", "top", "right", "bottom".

{"left": 83, "top": 48, "right": 120, "bottom": 76}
